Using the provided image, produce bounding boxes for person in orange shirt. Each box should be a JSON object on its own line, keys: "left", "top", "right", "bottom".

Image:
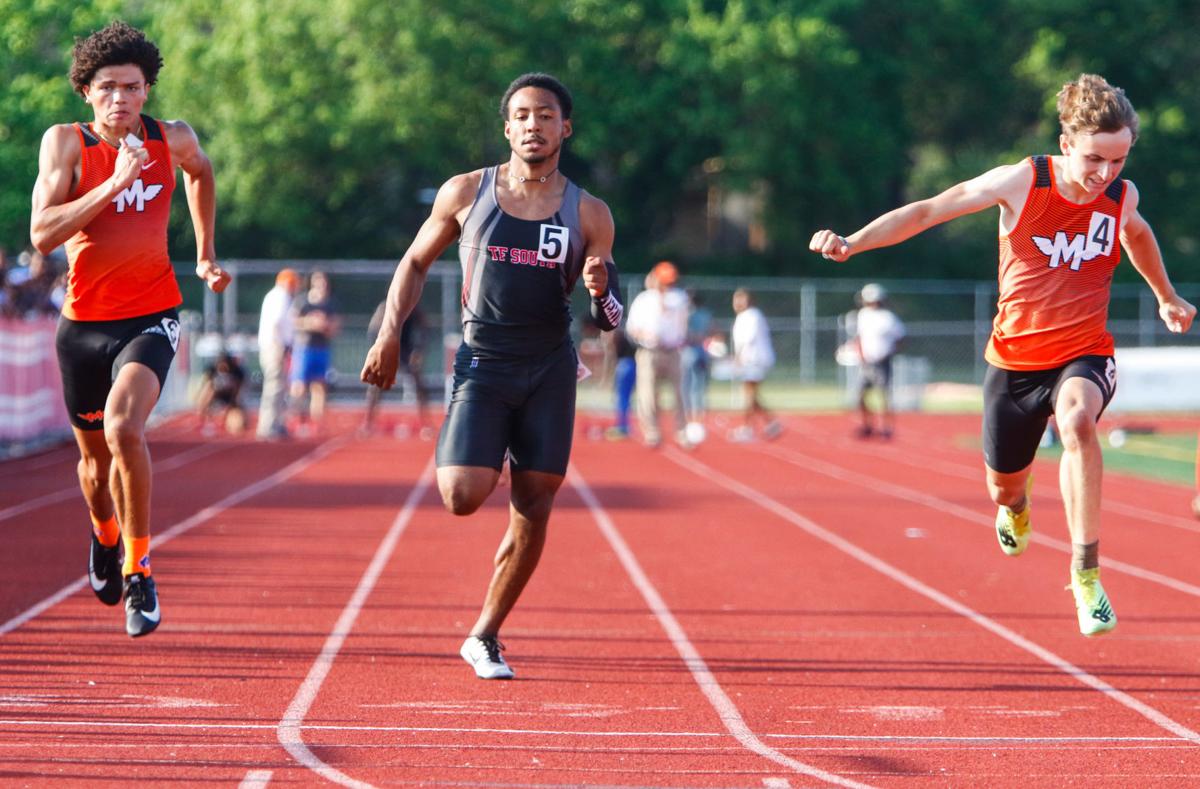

{"left": 809, "top": 74, "right": 1195, "bottom": 637}
{"left": 29, "top": 21, "right": 229, "bottom": 638}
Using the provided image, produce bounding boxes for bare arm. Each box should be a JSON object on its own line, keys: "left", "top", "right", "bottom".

{"left": 809, "top": 162, "right": 1032, "bottom": 262}
{"left": 579, "top": 192, "right": 623, "bottom": 330}
{"left": 1120, "top": 183, "right": 1196, "bottom": 334}
{"left": 360, "top": 172, "right": 478, "bottom": 389}
{"left": 166, "top": 120, "right": 229, "bottom": 293}
{"left": 30, "top": 124, "right": 148, "bottom": 253}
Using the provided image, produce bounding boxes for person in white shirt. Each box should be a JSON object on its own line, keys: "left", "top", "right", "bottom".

{"left": 730, "top": 288, "right": 782, "bottom": 441}
{"left": 851, "top": 283, "right": 906, "bottom": 438}
{"left": 256, "top": 268, "right": 299, "bottom": 440}
{"left": 625, "top": 261, "right": 690, "bottom": 447}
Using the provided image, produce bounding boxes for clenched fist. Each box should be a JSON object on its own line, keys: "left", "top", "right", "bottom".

{"left": 583, "top": 256, "right": 608, "bottom": 297}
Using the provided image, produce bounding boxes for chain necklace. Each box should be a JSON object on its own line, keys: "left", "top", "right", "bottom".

{"left": 512, "top": 167, "right": 557, "bottom": 184}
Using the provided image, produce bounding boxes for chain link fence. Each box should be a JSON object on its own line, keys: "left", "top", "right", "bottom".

{"left": 174, "top": 260, "right": 1200, "bottom": 414}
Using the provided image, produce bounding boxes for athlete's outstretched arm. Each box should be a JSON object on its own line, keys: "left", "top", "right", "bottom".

{"left": 168, "top": 120, "right": 229, "bottom": 294}
{"left": 30, "top": 125, "right": 147, "bottom": 253}
{"left": 809, "top": 163, "right": 1031, "bottom": 262}
{"left": 1120, "top": 184, "right": 1196, "bottom": 334}
{"left": 579, "top": 193, "right": 623, "bottom": 331}
{"left": 361, "top": 173, "right": 477, "bottom": 389}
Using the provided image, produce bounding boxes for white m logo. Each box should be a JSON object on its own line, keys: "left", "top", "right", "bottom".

{"left": 112, "top": 179, "right": 164, "bottom": 213}
{"left": 1032, "top": 212, "right": 1116, "bottom": 271}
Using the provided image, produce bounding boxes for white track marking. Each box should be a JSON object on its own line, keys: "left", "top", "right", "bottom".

{"left": 0, "top": 717, "right": 1190, "bottom": 743}
{"left": 0, "top": 442, "right": 225, "bottom": 523}
{"left": 277, "top": 457, "right": 435, "bottom": 788}
{"left": 0, "top": 438, "right": 346, "bottom": 637}
{"left": 569, "top": 466, "right": 877, "bottom": 789}
{"left": 664, "top": 447, "right": 1200, "bottom": 746}
{"left": 238, "top": 769, "right": 273, "bottom": 789}
{"left": 806, "top": 429, "right": 1200, "bottom": 537}
{"left": 756, "top": 442, "right": 1200, "bottom": 599}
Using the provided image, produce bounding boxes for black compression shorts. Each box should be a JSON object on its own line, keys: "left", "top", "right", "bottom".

{"left": 436, "top": 340, "right": 577, "bottom": 475}
{"left": 55, "top": 308, "right": 180, "bottom": 431}
{"left": 982, "top": 355, "right": 1116, "bottom": 474}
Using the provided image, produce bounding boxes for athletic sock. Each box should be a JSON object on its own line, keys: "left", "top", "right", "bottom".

{"left": 90, "top": 513, "right": 120, "bottom": 548}
{"left": 122, "top": 535, "right": 151, "bottom": 577}
{"left": 1071, "top": 540, "right": 1099, "bottom": 571}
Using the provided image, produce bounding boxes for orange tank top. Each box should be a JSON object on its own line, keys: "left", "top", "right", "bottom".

{"left": 62, "top": 114, "right": 181, "bottom": 321}
{"left": 986, "top": 155, "right": 1126, "bottom": 370}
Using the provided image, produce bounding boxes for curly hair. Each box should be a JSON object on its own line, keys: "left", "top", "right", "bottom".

{"left": 69, "top": 20, "right": 163, "bottom": 96}
{"left": 499, "top": 73, "right": 573, "bottom": 120}
{"left": 1057, "top": 73, "right": 1139, "bottom": 144}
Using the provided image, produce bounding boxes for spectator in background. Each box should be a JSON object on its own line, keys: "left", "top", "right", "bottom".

{"left": 290, "top": 270, "right": 341, "bottom": 434}
{"left": 361, "top": 300, "right": 429, "bottom": 437}
{"left": 729, "top": 288, "right": 782, "bottom": 442}
{"left": 13, "top": 250, "right": 60, "bottom": 317}
{"left": 603, "top": 324, "right": 637, "bottom": 440}
{"left": 851, "top": 283, "right": 906, "bottom": 439}
{"left": 197, "top": 350, "right": 247, "bottom": 436}
{"left": 625, "top": 261, "right": 690, "bottom": 448}
{"left": 257, "top": 268, "right": 299, "bottom": 440}
{"left": 680, "top": 289, "right": 713, "bottom": 441}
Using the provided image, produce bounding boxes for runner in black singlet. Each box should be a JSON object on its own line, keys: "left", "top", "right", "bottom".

{"left": 361, "top": 73, "right": 623, "bottom": 680}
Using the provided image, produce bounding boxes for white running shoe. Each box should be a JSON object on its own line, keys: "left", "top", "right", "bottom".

{"left": 460, "top": 635, "right": 514, "bottom": 679}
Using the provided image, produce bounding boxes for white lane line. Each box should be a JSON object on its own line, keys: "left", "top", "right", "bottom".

{"left": 569, "top": 466, "right": 876, "bottom": 789}
{"left": 238, "top": 769, "right": 273, "bottom": 789}
{"left": 0, "top": 442, "right": 225, "bottom": 523}
{"left": 805, "top": 429, "right": 1200, "bottom": 537}
{"left": 664, "top": 447, "right": 1200, "bottom": 746}
{"left": 764, "top": 780, "right": 792, "bottom": 788}
{"left": 0, "top": 718, "right": 1189, "bottom": 743}
{"left": 757, "top": 442, "right": 1200, "bottom": 599}
{"left": 0, "top": 438, "right": 346, "bottom": 637}
{"left": 277, "top": 456, "right": 435, "bottom": 789}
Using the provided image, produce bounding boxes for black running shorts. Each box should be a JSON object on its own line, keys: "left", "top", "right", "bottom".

{"left": 55, "top": 308, "right": 181, "bottom": 431}
{"left": 436, "top": 340, "right": 577, "bottom": 475}
{"left": 982, "top": 354, "right": 1116, "bottom": 474}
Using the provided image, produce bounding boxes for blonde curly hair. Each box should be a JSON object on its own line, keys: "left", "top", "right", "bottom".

{"left": 1057, "top": 74, "right": 1139, "bottom": 143}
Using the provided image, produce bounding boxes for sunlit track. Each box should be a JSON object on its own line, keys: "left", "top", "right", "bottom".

{"left": 570, "top": 465, "right": 876, "bottom": 789}
{"left": 660, "top": 444, "right": 1200, "bottom": 746}
{"left": 0, "top": 441, "right": 226, "bottom": 523}
{"left": 0, "top": 436, "right": 344, "bottom": 636}
{"left": 748, "top": 441, "right": 1200, "bottom": 599}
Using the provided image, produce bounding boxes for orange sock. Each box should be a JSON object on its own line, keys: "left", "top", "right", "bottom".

{"left": 90, "top": 513, "right": 120, "bottom": 548}
{"left": 122, "top": 535, "right": 151, "bottom": 577}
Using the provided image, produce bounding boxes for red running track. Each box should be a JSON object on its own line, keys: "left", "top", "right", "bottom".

{"left": 1, "top": 409, "right": 1198, "bottom": 787}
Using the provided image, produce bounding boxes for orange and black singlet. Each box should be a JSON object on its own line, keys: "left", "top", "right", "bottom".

{"left": 62, "top": 114, "right": 181, "bottom": 321}
{"left": 986, "top": 155, "right": 1126, "bottom": 371}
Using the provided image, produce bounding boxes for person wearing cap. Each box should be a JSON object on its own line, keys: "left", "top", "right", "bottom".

{"left": 257, "top": 268, "right": 300, "bottom": 440}
{"left": 850, "top": 283, "right": 905, "bottom": 439}
{"left": 625, "top": 261, "right": 691, "bottom": 448}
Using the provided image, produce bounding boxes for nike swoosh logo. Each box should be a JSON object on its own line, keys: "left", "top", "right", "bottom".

{"left": 139, "top": 601, "right": 161, "bottom": 623}
{"left": 141, "top": 160, "right": 157, "bottom": 171}
{"left": 89, "top": 569, "right": 107, "bottom": 592}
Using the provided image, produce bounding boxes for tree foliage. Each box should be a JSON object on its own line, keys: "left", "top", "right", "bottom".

{"left": 3, "top": 0, "right": 1200, "bottom": 282}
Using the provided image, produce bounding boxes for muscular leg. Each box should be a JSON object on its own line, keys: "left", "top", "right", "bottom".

{"left": 103, "top": 363, "right": 161, "bottom": 540}
{"left": 73, "top": 428, "right": 114, "bottom": 520}
{"left": 986, "top": 464, "right": 1032, "bottom": 512}
{"left": 1053, "top": 377, "right": 1105, "bottom": 546}
{"left": 466, "top": 469, "right": 562, "bottom": 638}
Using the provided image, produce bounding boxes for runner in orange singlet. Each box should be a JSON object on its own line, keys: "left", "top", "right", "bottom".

{"left": 809, "top": 74, "right": 1195, "bottom": 637}
{"left": 30, "top": 21, "right": 230, "bottom": 638}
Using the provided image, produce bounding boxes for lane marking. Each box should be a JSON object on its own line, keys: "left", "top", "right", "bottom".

{"left": 238, "top": 770, "right": 273, "bottom": 789}
{"left": 757, "top": 442, "right": 1200, "bottom": 599}
{"left": 801, "top": 427, "right": 1200, "bottom": 537}
{"left": 0, "top": 442, "right": 225, "bottom": 523}
{"left": 1, "top": 437, "right": 345, "bottom": 637}
{"left": 277, "top": 456, "right": 436, "bottom": 788}
{"left": 0, "top": 717, "right": 1190, "bottom": 743}
{"left": 569, "top": 466, "right": 876, "bottom": 789}
{"left": 664, "top": 447, "right": 1200, "bottom": 746}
